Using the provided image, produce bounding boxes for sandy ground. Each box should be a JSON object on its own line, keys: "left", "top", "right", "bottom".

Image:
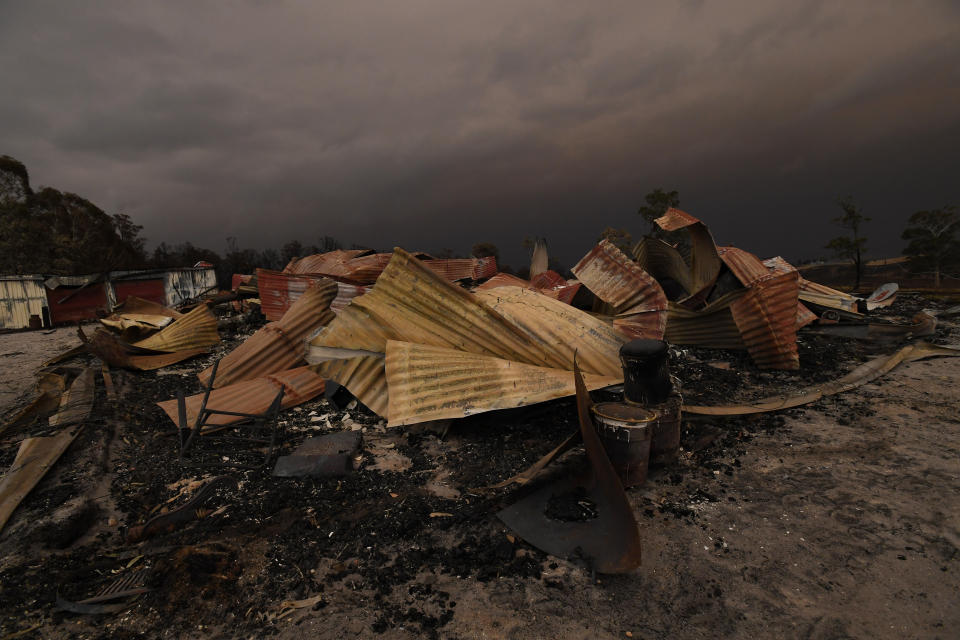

{"left": 0, "top": 322, "right": 958, "bottom": 639}
{"left": 0, "top": 325, "right": 89, "bottom": 415}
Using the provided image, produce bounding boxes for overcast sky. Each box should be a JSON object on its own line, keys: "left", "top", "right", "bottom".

{"left": 2, "top": 1, "right": 958, "bottom": 269}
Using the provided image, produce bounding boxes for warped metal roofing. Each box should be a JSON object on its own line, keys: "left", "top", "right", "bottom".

{"left": 572, "top": 240, "right": 667, "bottom": 340}
{"left": 198, "top": 281, "right": 337, "bottom": 388}
{"left": 158, "top": 366, "right": 325, "bottom": 429}
{"left": 385, "top": 341, "right": 620, "bottom": 426}
{"left": 131, "top": 304, "right": 219, "bottom": 353}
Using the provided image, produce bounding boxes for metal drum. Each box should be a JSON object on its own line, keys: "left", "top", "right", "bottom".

{"left": 590, "top": 402, "right": 656, "bottom": 487}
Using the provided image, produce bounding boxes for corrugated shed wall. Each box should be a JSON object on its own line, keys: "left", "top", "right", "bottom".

{"left": 0, "top": 278, "right": 49, "bottom": 329}
{"left": 164, "top": 269, "right": 217, "bottom": 307}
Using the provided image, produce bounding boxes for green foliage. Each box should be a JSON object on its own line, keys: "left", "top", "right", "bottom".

{"left": 825, "top": 196, "right": 870, "bottom": 290}
{"left": 901, "top": 206, "right": 959, "bottom": 287}
{"left": 638, "top": 188, "right": 680, "bottom": 237}
{"left": 0, "top": 158, "right": 149, "bottom": 274}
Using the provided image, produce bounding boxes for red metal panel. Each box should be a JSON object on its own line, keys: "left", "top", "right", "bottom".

{"left": 114, "top": 279, "right": 165, "bottom": 306}
{"left": 46, "top": 284, "right": 109, "bottom": 324}
{"left": 257, "top": 269, "right": 329, "bottom": 321}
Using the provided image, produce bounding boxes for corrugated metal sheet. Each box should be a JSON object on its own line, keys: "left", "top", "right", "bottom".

{"left": 132, "top": 304, "right": 220, "bottom": 352}
{"left": 286, "top": 250, "right": 496, "bottom": 284}
{"left": 473, "top": 287, "right": 624, "bottom": 378}
{"left": 46, "top": 283, "right": 109, "bottom": 324}
{"left": 198, "top": 281, "right": 337, "bottom": 388}
{"left": 475, "top": 272, "right": 581, "bottom": 306}
{"left": 477, "top": 273, "right": 530, "bottom": 290}
{"left": 729, "top": 271, "right": 800, "bottom": 369}
{"left": 529, "top": 270, "right": 565, "bottom": 290}
{"left": 385, "top": 341, "right": 620, "bottom": 426}
{"left": 717, "top": 247, "right": 770, "bottom": 287}
{"left": 332, "top": 282, "right": 369, "bottom": 314}
{"left": 311, "top": 355, "right": 387, "bottom": 417}
{"left": 0, "top": 428, "right": 80, "bottom": 532}
{"left": 284, "top": 249, "right": 372, "bottom": 275}
{"left": 759, "top": 257, "right": 818, "bottom": 329}
{"left": 114, "top": 279, "right": 165, "bottom": 307}
{"left": 86, "top": 330, "right": 208, "bottom": 370}
{"left": 306, "top": 250, "right": 625, "bottom": 422}
{"left": 157, "top": 366, "right": 325, "bottom": 429}
{"left": 633, "top": 237, "right": 695, "bottom": 295}
{"left": 571, "top": 240, "right": 667, "bottom": 339}
{"left": 0, "top": 276, "right": 49, "bottom": 329}
{"left": 163, "top": 268, "right": 217, "bottom": 307}
{"left": 664, "top": 293, "right": 747, "bottom": 349}
{"left": 653, "top": 207, "right": 722, "bottom": 297}
{"left": 421, "top": 256, "right": 497, "bottom": 281}
{"left": 257, "top": 269, "right": 331, "bottom": 321}
{"left": 310, "top": 249, "right": 557, "bottom": 367}
{"left": 796, "top": 303, "right": 818, "bottom": 330}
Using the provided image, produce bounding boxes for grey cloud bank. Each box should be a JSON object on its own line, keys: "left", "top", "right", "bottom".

{"left": 2, "top": 1, "right": 958, "bottom": 269}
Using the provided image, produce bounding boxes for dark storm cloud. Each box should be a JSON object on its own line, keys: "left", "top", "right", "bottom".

{"left": 1, "top": 1, "right": 958, "bottom": 269}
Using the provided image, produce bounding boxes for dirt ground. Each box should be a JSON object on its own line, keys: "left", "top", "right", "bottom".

{"left": 0, "top": 298, "right": 957, "bottom": 640}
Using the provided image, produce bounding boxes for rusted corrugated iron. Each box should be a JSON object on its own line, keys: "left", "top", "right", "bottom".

{"left": 476, "top": 272, "right": 581, "bottom": 305}
{"left": 421, "top": 256, "right": 497, "bottom": 281}
{"left": 132, "top": 304, "right": 220, "bottom": 353}
{"left": 158, "top": 366, "right": 325, "bottom": 429}
{"left": 729, "top": 271, "right": 801, "bottom": 369}
{"left": 311, "top": 355, "right": 387, "bottom": 417}
{"left": 198, "top": 281, "right": 337, "bottom": 388}
{"left": 664, "top": 294, "right": 746, "bottom": 349}
{"left": 385, "top": 341, "right": 620, "bottom": 426}
{"left": 85, "top": 330, "right": 208, "bottom": 371}
{"left": 760, "top": 257, "right": 823, "bottom": 329}
{"left": 306, "top": 250, "right": 624, "bottom": 421}
{"left": 717, "top": 246, "right": 770, "bottom": 287}
{"left": 654, "top": 207, "right": 722, "bottom": 298}
{"left": 257, "top": 269, "right": 330, "bottom": 321}
{"left": 284, "top": 249, "right": 372, "bottom": 275}
{"left": 633, "top": 237, "right": 695, "bottom": 296}
{"left": 332, "top": 283, "right": 368, "bottom": 314}
{"left": 310, "top": 249, "right": 574, "bottom": 370}
{"left": 572, "top": 240, "right": 668, "bottom": 340}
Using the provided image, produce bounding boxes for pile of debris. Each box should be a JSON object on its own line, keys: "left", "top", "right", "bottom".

{"left": 1, "top": 208, "right": 958, "bottom": 633}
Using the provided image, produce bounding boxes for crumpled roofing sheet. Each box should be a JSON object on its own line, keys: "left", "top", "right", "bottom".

{"left": 476, "top": 272, "right": 581, "bottom": 305}
{"left": 257, "top": 269, "right": 332, "bottom": 321}
{"left": 285, "top": 250, "right": 495, "bottom": 284}
{"left": 654, "top": 207, "right": 722, "bottom": 297}
{"left": 308, "top": 249, "right": 624, "bottom": 421}
{"left": 86, "top": 330, "right": 208, "bottom": 371}
{"left": 665, "top": 293, "right": 746, "bottom": 349}
{"left": 198, "top": 280, "right": 337, "bottom": 388}
{"left": 717, "top": 246, "right": 771, "bottom": 287}
{"left": 158, "top": 366, "right": 325, "bottom": 429}
{"left": 132, "top": 304, "right": 219, "bottom": 353}
{"left": 572, "top": 239, "right": 668, "bottom": 340}
{"left": 284, "top": 249, "right": 372, "bottom": 276}
{"left": 728, "top": 270, "right": 801, "bottom": 369}
{"left": 1, "top": 368, "right": 94, "bottom": 532}
{"left": 633, "top": 237, "right": 695, "bottom": 296}
{"left": 311, "top": 249, "right": 603, "bottom": 370}
{"left": 385, "top": 341, "right": 620, "bottom": 426}
{"left": 311, "top": 355, "right": 388, "bottom": 417}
